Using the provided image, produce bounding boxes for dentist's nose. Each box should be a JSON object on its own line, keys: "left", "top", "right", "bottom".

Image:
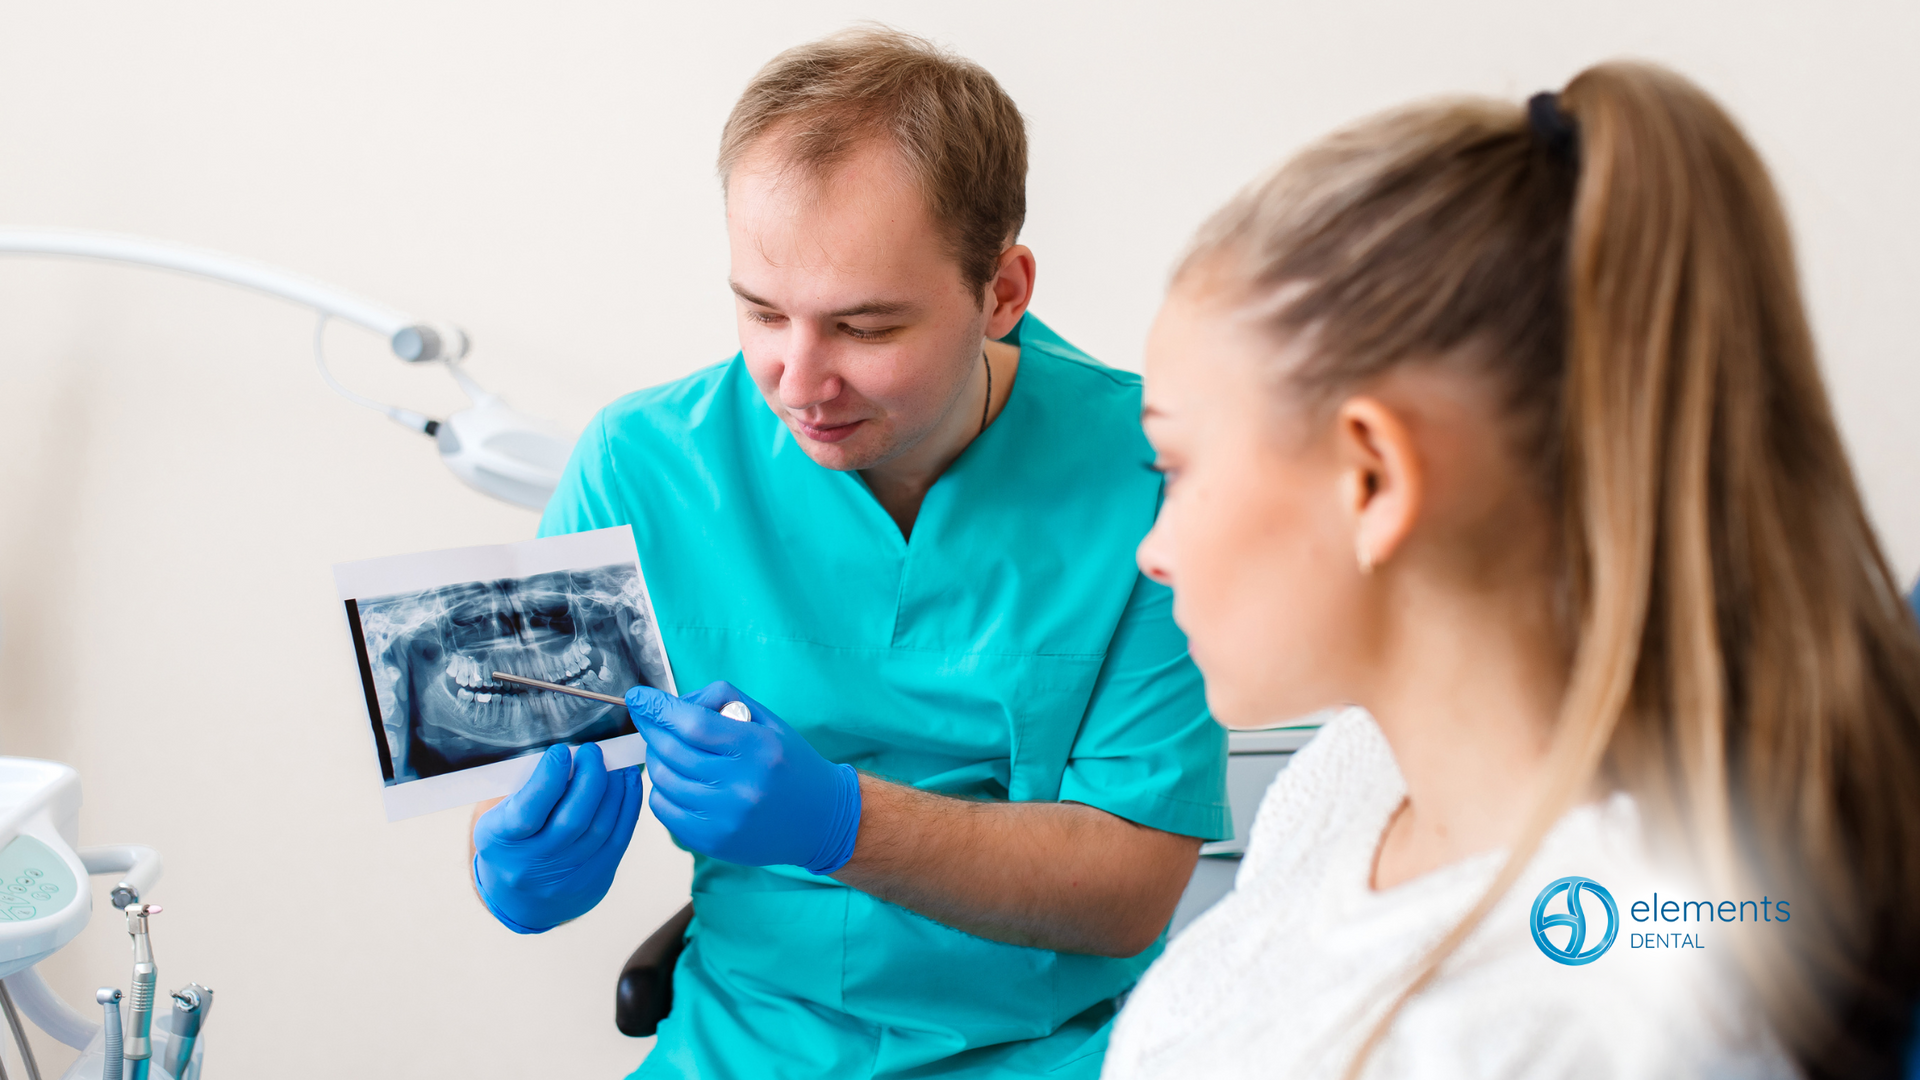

{"left": 779, "top": 324, "right": 845, "bottom": 413}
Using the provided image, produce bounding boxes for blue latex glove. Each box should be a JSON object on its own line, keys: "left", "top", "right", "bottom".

{"left": 626, "top": 681, "right": 861, "bottom": 875}
{"left": 472, "top": 742, "right": 645, "bottom": 934}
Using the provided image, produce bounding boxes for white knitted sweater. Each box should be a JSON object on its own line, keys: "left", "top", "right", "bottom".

{"left": 1103, "top": 709, "right": 1793, "bottom": 1080}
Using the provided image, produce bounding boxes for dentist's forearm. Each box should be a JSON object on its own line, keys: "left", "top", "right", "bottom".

{"left": 830, "top": 776, "right": 1201, "bottom": 957}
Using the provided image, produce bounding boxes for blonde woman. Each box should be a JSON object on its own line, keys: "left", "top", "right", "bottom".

{"left": 1104, "top": 63, "right": 1920, "bottom": 1079}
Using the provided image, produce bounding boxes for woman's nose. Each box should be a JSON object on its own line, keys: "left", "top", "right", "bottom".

{"left": 1136, "top": 521, "right": 1175, "bottom": 587}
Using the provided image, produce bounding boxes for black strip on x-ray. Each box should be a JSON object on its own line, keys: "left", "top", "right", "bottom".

{"left": 344, "top": 598, "right": 396, "bottom": 782}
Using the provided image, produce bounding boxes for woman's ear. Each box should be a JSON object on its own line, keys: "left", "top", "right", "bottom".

{"left": 1334, "top": 396, "right": 1422, "bottom": 574}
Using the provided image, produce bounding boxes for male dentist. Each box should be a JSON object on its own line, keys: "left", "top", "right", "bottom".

{"left": 469, "top": 28, "right": 1227, "bottom": 1079}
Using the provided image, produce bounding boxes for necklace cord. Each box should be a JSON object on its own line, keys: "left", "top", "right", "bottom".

{"left": 980, "top": 348, "right": 992, "bottom": 435}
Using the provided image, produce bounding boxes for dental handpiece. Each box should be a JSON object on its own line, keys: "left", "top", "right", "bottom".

{"left": 490, "top": 672, "right": 752, "bottom": 721}
{"left": 124, "top": 904, "right": 160, "bottom": 1080}
{"left": 96, "top": 989, "right": 122, "bottom": 1080}
{"left": 163, "top": 984, "right": 212, "bottom": 1080}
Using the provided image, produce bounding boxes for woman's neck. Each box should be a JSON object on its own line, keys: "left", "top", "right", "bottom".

{"left": 1364, "top": 573, "right": 1568, "bottom": 891}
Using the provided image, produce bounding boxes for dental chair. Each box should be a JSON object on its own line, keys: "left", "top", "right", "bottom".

{"left": 613, "top": 723, "right": 1321, "bottom": 1037}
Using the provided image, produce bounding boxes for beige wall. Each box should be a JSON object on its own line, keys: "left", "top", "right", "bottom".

{"left": 1, "top": 1, "right": 1914, "bottom": 1075}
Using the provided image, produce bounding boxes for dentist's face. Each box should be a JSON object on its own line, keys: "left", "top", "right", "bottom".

{"left": 725, "top": 137, "right": 994, "bottom": 472}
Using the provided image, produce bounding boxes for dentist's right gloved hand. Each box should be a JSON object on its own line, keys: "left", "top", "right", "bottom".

{"left": 472, "top": 741, "right": 645, "bottom": 934}
{"left": 626, "top": 682, "right": 861, "bottom": 875}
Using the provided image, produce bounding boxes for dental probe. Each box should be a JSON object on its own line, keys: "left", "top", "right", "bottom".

{"left": 123, "top": 904, "right": 160, "bottom": 1080}
{"left": 490, "top": 672, "right": 753, "bottom": 721}
{"left": 163, "top": 984, "right": 212, "bottom": 1079}
{"left": 96, "top": 989, "right": 122, "bottom": 1080}
{"left": 489, "top": 672, "right": 623, "bottom": 705}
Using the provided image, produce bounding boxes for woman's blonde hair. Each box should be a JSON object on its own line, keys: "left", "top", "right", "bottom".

{"left": 1182, "top": 62, "right": 1920, "bottom": 1077}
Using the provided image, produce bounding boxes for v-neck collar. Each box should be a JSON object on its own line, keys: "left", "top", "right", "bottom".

{"left": 795, "top": 317, "right": 1036, "bottom": 558}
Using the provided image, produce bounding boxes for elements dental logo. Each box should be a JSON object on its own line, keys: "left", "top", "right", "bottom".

{"left": 1530, "top": 876, "right": 1619, "bottom": 966}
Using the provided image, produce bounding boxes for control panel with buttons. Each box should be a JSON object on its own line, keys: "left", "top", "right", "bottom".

{"left": 0, "top": 835, "right": 77, "bottom": 923}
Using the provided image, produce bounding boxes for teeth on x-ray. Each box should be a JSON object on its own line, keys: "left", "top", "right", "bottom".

{"left": 356, "top": 562, "right": 670, "bottom": 785}
{"left": 445, "top": 639, "right": 594, "bottom": 690}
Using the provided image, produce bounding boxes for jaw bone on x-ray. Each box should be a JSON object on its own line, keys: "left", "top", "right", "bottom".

{"left": 336, "top": 527, "right": 673, "bottom": 820}
{"left": 360, "top": 564, "right": 668, "bottom": 783}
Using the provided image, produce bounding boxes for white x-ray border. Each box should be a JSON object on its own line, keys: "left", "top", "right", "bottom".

{"left": 334, "top": 526, "right": 670, "bottom": 821}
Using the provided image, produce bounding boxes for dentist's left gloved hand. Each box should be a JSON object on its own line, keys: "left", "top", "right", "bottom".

{"left": 472, "top": 742, "right": 645, "bottom": 934}
{"left": 626, "top": 682, "right": 861, "bottom": 875}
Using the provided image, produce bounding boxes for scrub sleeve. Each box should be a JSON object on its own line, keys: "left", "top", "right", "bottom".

{"left": 540, "top": 314, "right": 1228, "bottom": 1080}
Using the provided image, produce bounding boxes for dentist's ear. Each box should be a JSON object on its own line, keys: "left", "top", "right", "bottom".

{"left": 1334, "top": 397, "right": 1422, "bottom": 575}
{"left": 983, "top": 244, "right": 1037, "bottom": 340}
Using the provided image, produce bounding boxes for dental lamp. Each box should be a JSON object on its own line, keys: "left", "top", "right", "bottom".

{"left": 0, "top": 228, "right": 573, "bottom": 510}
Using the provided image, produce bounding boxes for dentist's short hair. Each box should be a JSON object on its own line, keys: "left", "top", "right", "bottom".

{"left": 719, "top": 26, "right": 1027, "bottom": 297}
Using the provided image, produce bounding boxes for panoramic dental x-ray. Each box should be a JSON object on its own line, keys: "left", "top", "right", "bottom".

{"left": 358, "top": 563, "right": 670, "bottom": 784}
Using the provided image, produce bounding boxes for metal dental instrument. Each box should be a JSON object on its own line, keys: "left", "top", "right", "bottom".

{"left": 490, "top": 672, "right": 754, "bottom": 722}
{"left": 96, "top": 989, "right": 122, "bottom": 1080}
{"left": 162, "top": 985, "right": 211, "bottom": 1080}
{"left": 123, "top": 904, "right": 159, "bottom": 1080}
{"left": 489, "top": 672, "right": 624, "bottom": 705}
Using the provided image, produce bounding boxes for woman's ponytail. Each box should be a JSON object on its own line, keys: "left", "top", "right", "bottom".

{"left": 1558, "top": 63, "right": 1920, "bottom": 1077}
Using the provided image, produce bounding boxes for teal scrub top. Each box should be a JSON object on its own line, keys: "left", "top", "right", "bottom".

{"left": 539, "top": 314, "right": 1229, "bottom": 1080}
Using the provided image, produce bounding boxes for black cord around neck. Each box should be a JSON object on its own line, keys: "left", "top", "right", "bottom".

{"left": 980, "top": 349, "right": 993, "bottom": 435}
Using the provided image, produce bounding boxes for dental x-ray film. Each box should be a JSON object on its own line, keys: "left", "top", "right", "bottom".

{"left": 334, "top": 526, "right": 673, "bottom": 821}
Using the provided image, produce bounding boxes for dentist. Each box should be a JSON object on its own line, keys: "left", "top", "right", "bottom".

{"left": 468, "top": 28, "right": 1228, "bottom": 1080}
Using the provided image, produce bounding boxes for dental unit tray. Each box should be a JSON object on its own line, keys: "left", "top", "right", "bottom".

{"left": 0, "top": 758, "right": 205, "bottom": 1078}
{"left": 0, "top": 760, "right": 161, "bottom": 976}
{"left": 0, "top": 760, "right": 92, "bottom": 982}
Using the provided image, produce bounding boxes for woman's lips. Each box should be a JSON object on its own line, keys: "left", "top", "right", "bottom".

{"left": 794, "top": 417, "right": 866, "bottom": 444}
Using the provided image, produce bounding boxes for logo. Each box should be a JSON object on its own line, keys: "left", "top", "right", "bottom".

{"left": 1530, "top": 876, "right": 1618, "bottom": 965}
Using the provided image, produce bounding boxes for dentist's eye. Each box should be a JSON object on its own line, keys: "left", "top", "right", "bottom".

{"left": 745, "top": 310, "right": 786, "bottom": 326}
{"left": 841, "top": 323, "right": 899, "bottom": 341}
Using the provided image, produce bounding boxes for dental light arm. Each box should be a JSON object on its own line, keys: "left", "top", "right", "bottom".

{"left": 0, "top": 228, "right": 467, "bottom": 364}
{"left": 0, "top": 227, "right": 572, "bottom": 509}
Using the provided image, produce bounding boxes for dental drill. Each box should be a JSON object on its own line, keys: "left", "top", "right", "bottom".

{"left": 162, "top": 985, "right": 211, "bottom": 1080}
{"left": 123, "top": 905, "right": 159, "bottom": 1080}
{"left": 490, "top": 672, "right": 752, "bottom": 721}
{"left": 96, "top": 989, "right": 121, "bottom": 1080}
